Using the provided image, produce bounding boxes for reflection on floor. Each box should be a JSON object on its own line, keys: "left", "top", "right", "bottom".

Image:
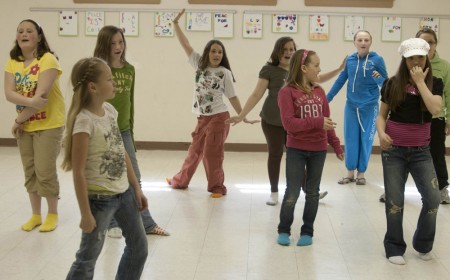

{"left": 0, "top": 147, "right": 449, "bottom": 280}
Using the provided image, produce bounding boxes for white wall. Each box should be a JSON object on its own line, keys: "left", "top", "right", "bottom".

{"left": 1, "top": 0, "right": 450, "bottom": 147}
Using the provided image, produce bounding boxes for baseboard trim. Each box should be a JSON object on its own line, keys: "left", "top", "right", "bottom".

{"left": 0, "top": 138, "right": 17, "bottom": 147}
{"left": 135, "top": 141, "right": 269, "bottom": 152}
{"left": 0, "top": 138, "right": 444, "bottom": 154}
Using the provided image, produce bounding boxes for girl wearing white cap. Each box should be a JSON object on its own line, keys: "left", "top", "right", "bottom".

{"left": 376, "top": 38, "right": 442, "bottom": 265}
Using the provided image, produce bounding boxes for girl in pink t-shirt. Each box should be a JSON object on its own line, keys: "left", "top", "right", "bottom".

{"left": 277, "top": 49, "right": 344, "bottom": 247}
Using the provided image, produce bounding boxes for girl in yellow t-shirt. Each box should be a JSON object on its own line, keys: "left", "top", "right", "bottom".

{"left": 4, "top": 19, "right": 65, "bottom": 232}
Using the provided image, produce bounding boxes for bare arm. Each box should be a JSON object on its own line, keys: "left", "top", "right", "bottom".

{"left": 225, "top": 78, "right": 268, "bottom": 125}
{"left": 14, "top": 68, "right": 59, "bottom": 124}
{"left": 4, "top": 71, "right": 48, "bottom": 109}
{"left": 71, "top": 132, "right": 97, "bottom": 233}
{"left": 376, "top": 102, "right": 393, "bottom": 150}
{"left": 318, "top": 56, "right": 346, "bottom": 83}
{"left": 411, "top": 67, "right": 442, "bottom": 115}
{"left": 124, "top": 152, "right": 148, "bottom": 211}
{"left": 228, "top": 96, "right": 244, "bottom": 116}
{"left": 173, "top": 9, "right": 193, "bottom": 57}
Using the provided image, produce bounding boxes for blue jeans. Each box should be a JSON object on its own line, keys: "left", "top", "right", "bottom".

{"left": 382, "top": 146, "right": 440, "bottom": 258}
{"left": 66, "top": 187, "right": 148, "bottom": 280}
{"left": 278, "top": 148, "right": 326, "bottom": 237}
{"left": 110, "top": 130, "right": 157, "bottom": 232}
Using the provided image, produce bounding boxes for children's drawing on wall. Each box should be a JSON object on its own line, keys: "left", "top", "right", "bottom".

{"left": 120, "top": 12, "right": 139, "bottom": 36}
{"left": 309, "top": 15, "right": 329, "bottom": 41}
{"left": 86, "top": 11, "right": 104, "bottom": 36}
{"left": 154, "top": 12, "right": 175, "bottom": 37}
{"left": 419, "top": 17, "right": 439, "bottom": 36}
{"left": 344, "top": 16, "right": 364, "bottom": 41}
{"left": 59, "top": 11, "right": 78, "bottom": 36}
{"left": 272, "top": 14, "right": 298, "bottom": 33}
{"left": 382, "top": 16, "right": 401, "bottom": 42}
{"left": 243, "top": 13, "right": 263, "bottom": 39}
{"left": 213, "top": 12, "right": 234, "bottom": 38}
{"left": 186, "top": 12, "right": 211, "bottom": 31}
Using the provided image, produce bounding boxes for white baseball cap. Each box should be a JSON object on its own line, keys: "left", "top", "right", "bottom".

{"left": 398, "top": 38, "right": 430, "bottom": 58}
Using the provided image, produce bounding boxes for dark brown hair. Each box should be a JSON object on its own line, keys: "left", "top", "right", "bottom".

{"left": 9, "top": 19, "right": 56, "bottom": 61}
{"left": 198, "top": 40, "right": 235, "bottom": 82}
{"left": 384, "top": 56, "right": 433, "bottom": 111}
{"left": 267, "top": 36, "right": 296, "bottom": 66}
{"left": 93, "top": 25, "right": 127, "bottom": 65}
{"left": 415, "top": 28, "right": 438, "bottom": 45}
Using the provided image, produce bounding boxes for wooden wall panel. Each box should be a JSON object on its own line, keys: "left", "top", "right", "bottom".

{"left": 73, "top": 0, "right": 161, "bottom": 4}
{"left": 188, "top": 0, "right": 277, "bottom": 6}
{"left": 305, "top": 0, "right": 394, "bottom": 8}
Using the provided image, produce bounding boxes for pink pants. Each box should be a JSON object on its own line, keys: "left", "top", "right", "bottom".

{"left": 171, "top": 111, "right": 230, "bottom": 195}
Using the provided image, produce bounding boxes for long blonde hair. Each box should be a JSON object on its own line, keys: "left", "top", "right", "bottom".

{"left": 285, "top": 49, "right": 317, "bottom": 95}
{"left": 61, "top": 57, "right": 107, "bottom": 171}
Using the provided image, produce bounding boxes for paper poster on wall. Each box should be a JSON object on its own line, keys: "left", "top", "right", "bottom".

{"left": 382, "top": 16, "right": 401, "bottom": 42}
{"left": 309, "top": 15, "right": 329, "bottom": 41}
{"left": 120, "top": 12, "right": 139, "bottom": 36}
{"left": 59, "top": 11, "right": 78, "bottom": 36}
{"left": 344, "top": 16, "right": 364, "bottom": 41}
{"left": 419, "top": 17, "right": 439, "bottom": 36}
{"left": 272, "top": 14, "right": 297, "bottom": 33}
{"left": 186, "top": 12, "right": 211, "bottom": 31}
{"left": 243, "top": 13, "right": 263, "bottom": 39}
{"left": 213, "top": 12, "right": 234, "bottom": 38}
{"left": 86, "top": 11, "right": 104, "bottom": 36}
{"left": 154, "top": 12, "right": 175, "bottom": 37}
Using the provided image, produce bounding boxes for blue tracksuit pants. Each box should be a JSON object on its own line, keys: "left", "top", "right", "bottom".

{"left": 343, "top": 102, "right": 378, "bottom": 173}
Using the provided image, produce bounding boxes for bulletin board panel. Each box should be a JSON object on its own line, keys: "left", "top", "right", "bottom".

{"left": 188, "top": 0, "right": 277, "bottom": 5}
{"left": 74, "top": 0, "right": 160, "bottom": 4}
{"left": 305, "top": 0, "right": 393, "bottom": 8}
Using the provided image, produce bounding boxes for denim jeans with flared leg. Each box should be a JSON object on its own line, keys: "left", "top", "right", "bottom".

{"left": 66, "top": 187, "right": 148, "bottom": 280}
{"left": 382, "top": 146, "right": 440, "bottom": 258}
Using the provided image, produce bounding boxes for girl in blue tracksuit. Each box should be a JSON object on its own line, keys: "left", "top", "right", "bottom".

{"left": 327, "top": 30, "right": 387, "bottom": 185}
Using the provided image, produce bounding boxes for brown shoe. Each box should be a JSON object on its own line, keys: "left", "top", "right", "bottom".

{"left": 338, "top": 177, "right": 355, "bottom": 184}
{"left": 355, "top": 178, "right": 366, "bottom": 185}
{"left": 147, "top": 225, "right": 170, "bottom": 236}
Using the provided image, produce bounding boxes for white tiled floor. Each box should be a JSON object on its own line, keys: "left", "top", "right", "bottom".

{"left": 0, "top": 146, "right": 449, "bottom": 280}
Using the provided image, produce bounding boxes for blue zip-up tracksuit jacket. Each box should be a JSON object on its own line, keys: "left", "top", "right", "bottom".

{"left": 327, "top": 51, "right": 387, "bottom": 173}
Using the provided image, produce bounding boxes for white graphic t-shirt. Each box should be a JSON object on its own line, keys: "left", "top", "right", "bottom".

{"left": 188, "top": 52, "right": 236, "bottom": 116}
{"left": 73, "top": 103, "right": 128, "bottom": 194}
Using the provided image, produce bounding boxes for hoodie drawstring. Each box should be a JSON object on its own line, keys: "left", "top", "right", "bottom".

{"left": 352, "top": 54, "right": 369, "bottom": 93}
{"left": 356, "top": 107, "right": 366, "bottom": 133}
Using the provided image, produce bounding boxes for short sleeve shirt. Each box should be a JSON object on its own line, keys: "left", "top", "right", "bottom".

{"left": 72, "top": 103, "right": 128, "bottom": 194}
{"left": 259, "top": 64, "right": 288, "bottom": 127}
{"left": 188, "top": 52, "right": 236, "bottom": 116}
{"left": 4, "top": 52, "right": 65, "bottom": 132}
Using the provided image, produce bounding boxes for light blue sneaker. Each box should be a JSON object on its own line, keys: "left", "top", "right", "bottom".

{"left": 277, "top": 233, "right": 290, "bottom": 246}
{"left": 297, "top": 235, "right": 313, "bottom": 246}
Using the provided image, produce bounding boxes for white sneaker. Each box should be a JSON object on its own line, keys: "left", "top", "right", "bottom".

{"left": 266, "top": 192, "right": 278, "bottom": 206}
{"left": 441, "top": 187, "right": 450, "bottom": 204}
{"left": 107, "top": 227, "right": 122, "bottom": 238}
{"left": 319, "top": 191, "right": 328, "bottom": 200}
{"left": 419, "top": 252, "right": 432, "bottom": 261}
{"left": 388, "top": 256, "right": 405, "bottom": 265}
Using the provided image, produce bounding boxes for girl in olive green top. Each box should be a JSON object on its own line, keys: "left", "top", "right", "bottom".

{"left": 227, "top": 37, "right": 345, "bottom": 205}
{"left": 94, "top": 25, "right": 170, "bottom": 237}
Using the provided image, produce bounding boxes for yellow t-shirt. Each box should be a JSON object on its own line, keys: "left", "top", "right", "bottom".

{"left": 4, "top": 52, "right": 65, "bottom": 132}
